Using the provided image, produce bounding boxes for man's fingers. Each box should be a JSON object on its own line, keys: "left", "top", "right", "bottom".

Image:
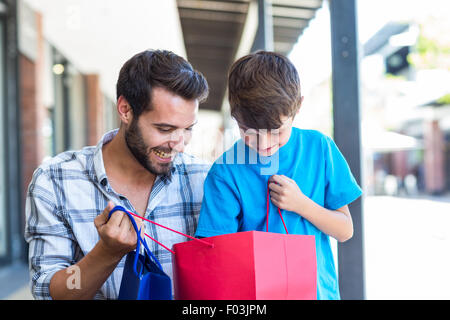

{"left": 103, "top": 201, "right": 115, "bottom": 218}
{"left": 99, "top": 202, "right": 145, "bottom": 242}
{"left": 119, "top": 212, "right": 133, "bottom": 230}
{"left": 128, "top": 215, "right": 144, "bottom": 233}
{"left": 95, "top": 201, "right": 115, "bottom": 228}
{"left": 108, "top": 209, "right": 126, "bottom": 227}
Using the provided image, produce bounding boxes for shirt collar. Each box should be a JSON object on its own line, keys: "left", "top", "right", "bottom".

{"left": 92, "top": 129, "right": 118, "bottom": 187}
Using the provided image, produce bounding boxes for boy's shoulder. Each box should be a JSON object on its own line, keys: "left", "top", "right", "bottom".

{"left": 292, "top": 127, "right": 331, "bottom": 142}
{"left": 293, "top": 127, "right": 337, "bottom": 151}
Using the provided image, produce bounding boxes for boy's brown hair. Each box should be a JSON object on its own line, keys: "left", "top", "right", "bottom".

{"left": 228, "top": 51, "right": 302, "bottom": 129}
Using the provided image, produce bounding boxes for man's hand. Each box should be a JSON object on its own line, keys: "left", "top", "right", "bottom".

{"left": 94, "top": 201, "right": 144, "bottom": 261}
{"left": 268, "top": 175, "right": 307, "bottom": 213}
{"left": 49, "top": 202, "right": 145, "bottom": 299}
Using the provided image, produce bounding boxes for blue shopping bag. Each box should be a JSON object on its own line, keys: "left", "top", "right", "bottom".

{"left": 108, "top": 206, "right": 172, "bottom": 300}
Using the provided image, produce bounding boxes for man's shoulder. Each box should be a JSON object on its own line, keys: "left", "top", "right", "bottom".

{"left": 173, "top": 153, "right": 212, "bottom": 175}
{"left": 33, "top": 146, "right": 96, "bottom": 180}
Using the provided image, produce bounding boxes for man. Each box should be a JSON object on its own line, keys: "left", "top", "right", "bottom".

{"left": 24, "top": 50, "right": 209, "bottom": 299}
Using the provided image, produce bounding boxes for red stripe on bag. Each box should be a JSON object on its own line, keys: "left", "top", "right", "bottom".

{"left": 124, "top": 210, "right": 214, "bottom": 251}
{"left": 129, "top": 179, "right": 288, "bottom": 253}
{"left": 267, "top": 180, "right": 289, "bottom": 234}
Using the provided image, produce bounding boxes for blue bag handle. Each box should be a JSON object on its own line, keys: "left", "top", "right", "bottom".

{"left": 108, "top": 205, "right": 164, "bottom": 275}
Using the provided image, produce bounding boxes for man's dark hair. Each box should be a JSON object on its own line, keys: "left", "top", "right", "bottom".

{"left": 228, "top": 51, "right": 302, "bottom": 129}
{"left": 116, "top": 49, "right": 209, "bottom": 118}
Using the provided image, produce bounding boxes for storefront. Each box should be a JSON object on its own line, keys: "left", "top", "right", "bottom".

{"left": 0, "top": 0, "right": 21, "bottom": 267}
{"left": 43, "top": 44, "right": 87, "bottom": 158}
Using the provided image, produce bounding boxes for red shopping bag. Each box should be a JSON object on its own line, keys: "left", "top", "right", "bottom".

{"left": 123, "top": 181, "right": 317, "bottom": 300}
{"left": 172, "top": 230, "right": 316, "bottom": 300}
{"left": 172, "top": 180, "right": 317, "bottom": 300}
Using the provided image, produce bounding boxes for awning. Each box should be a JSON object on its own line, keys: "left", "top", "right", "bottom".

{"left": 177, "top": 0, "right": 324, "bottom": 111}
{"left": 362, "top": 125, "right": 423, "bottom": 152}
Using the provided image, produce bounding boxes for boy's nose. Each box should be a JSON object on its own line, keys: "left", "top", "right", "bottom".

{"left": 257, "top": 132, "right": 271, "bottom": 150}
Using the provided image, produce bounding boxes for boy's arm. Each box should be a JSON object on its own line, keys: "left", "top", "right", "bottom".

{"left": 268, "top": 175, "right": 353, "bottom": 242}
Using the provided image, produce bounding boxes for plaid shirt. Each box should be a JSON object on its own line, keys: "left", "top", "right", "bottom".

{"left": 24, "top": 129, "right": 210, "bottom": 300}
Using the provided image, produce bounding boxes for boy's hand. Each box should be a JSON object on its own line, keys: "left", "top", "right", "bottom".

{"left": 268, "top": 175, "right": 307, "bottom": 213}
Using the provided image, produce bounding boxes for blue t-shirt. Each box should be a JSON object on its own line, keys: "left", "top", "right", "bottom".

{"left": 195, "top": 127, "right": 362, "bottom": 300}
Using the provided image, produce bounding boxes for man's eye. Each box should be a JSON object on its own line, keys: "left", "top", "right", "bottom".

{"left": 186, "top": 127, "right": 194, "bottom": 132}
{"left": 158, "top": 128, "right": 172, "bottom": 133}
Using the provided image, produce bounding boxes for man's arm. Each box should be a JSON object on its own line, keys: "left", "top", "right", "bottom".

{"left": 268, "top": 175, "right": 353, "bottom": 242}
{"left": 49, "top": 202, "right": 141, "bottom": 299}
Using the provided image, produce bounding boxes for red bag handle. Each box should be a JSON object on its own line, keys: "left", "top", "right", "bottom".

{"left": 124, "top": 178, "right": 288, "bottom": 253}
{"left": 122, "top": 209, "right": 214, "bottom": 254}
{"left": 266, "top": 180, "right": 289, "bottom": 234}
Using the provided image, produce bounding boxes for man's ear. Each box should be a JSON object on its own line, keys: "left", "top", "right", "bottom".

{"left": 117, "top": 96, "right": 133, "bottom": 125}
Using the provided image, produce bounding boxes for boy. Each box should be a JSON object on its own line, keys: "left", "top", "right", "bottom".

{"left": 195, "top": 51, "right": 362, "bottom": 300}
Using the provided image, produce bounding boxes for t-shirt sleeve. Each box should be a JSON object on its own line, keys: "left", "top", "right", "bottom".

{"left": 195, "top": 168, "right": 242, "bottom": 237}
{"left": 323, "top": 136, "right": 362, "bottom": 210}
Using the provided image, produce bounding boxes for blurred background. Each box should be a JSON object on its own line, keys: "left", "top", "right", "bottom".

{"left": 0, "top": 0, "right": 448, "bottom": 300}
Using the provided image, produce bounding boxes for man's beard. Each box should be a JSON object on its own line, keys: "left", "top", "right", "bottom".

{"left": 124, "top": 118, "right": 174, "bottom": 178}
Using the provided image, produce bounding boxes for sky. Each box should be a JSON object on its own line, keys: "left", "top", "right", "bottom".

{"left": 288, "top": 0, "right": 450, "bottom": 96}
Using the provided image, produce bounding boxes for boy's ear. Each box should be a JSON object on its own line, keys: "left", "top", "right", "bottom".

{"left": 296, "top": 96, "right": 305, "bottom": 115}
{"left": 117, "top": 95, "right": 133, "bottom": 125}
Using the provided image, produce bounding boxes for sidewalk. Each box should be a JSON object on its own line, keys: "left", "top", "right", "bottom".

{"left": 0, "top": 262, "right": 33, "bottom": 300}
{"left": 2, "top": 194, "right": 450, "bottom": 300}
{"left": 364, "top": 195, "right": 450, "bottom": 299}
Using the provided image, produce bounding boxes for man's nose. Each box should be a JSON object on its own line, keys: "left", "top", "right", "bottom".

{"left": 168, "top": 130, "right": 185, "bottom": 153}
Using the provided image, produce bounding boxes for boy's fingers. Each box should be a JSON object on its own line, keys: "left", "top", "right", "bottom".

{"left": 270, "top": 196, "right": 281, "bottom": 207}
{"left": 269, "top": 175, "right": 284, "bottom": 186}
{"left": 270, "top": 191, "right": 281, "bottom": 201}
{"left": 284, "top": 176, "right": 296, "bottom": 185}
{"left": 273, "top": 175, "right": 296, "bottom": 186}
{"left": 278, "top": 175, "right": 293, "bottom": 184}
{"left": 268, "top": 181, "right": 283, "bottom": 193}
